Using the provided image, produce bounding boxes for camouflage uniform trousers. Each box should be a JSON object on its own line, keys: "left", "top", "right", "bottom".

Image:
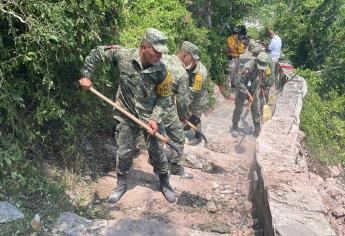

{"left": 160, "top": 105, "right": 185, "bottom": 172}
{"left": 232, "top": 89, "right": 261, "bottom": 133}
{"left": 227, "top": 57, "right": 240, "bottom": 86}
{"left": 114, "top": 121, "right": 169, "bottom": 175}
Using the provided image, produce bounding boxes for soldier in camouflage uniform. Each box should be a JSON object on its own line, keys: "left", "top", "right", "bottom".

{"left": 160, "top": 41, "right": 199, "bottom": 179}
{"left": 231, "top": 51, "right": 268, "bottom": 138}
{"left": 186, "top": 53, "right": 208, "bottom": 146}
{"left": 251, "top": 44, "right": 274, "bottom": 113}
{"left": 78, "top": 28, "right": 177, "bottom": 204}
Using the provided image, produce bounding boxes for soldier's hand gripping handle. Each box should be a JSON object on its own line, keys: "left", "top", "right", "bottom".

{"left": 79, "top": 77, "right": 92, "bottom": 90}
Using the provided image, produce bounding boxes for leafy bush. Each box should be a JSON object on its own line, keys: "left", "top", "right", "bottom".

{"left": 300, "top": 70, "right": 345, "bottom": 164}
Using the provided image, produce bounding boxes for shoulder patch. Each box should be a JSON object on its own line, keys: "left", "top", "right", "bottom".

{"left": 156, "top": 71, "right": 172, "bottom": 97}
{"left": 192, "top": 72, "right": 203, "bottom": 91}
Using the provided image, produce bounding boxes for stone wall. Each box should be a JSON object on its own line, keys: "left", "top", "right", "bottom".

{"left": 252, "top": 72, "right": 337, "bottom": 236}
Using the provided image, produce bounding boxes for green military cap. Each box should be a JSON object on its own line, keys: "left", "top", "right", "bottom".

{"left": 143, "top": 28, "right": 169, "bottom": 53}
{"left": 181, "top": 41, "right": 200, "bottom": 60}
{"left": 252, "top": 44, "right": 265, "bottom": 54}
{"left": 257, "top": 52, "right": 268, "bottom": 70}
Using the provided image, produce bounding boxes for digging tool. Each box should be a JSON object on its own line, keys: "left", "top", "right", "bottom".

{"left": 89, "top": 87, "right": 182, "bottom": 157}
{"left": 185, "top": 120, "right": 208, "bottom": 144}
{"left": 185, "top": 120, "right": 227, "bottom": 153}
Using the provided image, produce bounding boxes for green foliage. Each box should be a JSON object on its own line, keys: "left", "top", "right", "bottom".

{"left": 300, "top": 70, "right": 345, "bottom": 164}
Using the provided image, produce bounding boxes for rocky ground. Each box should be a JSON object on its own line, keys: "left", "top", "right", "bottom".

{"left": 68, "top": 87, "right": 261, "bottom": 236}
{"left": 305, "top": 146, "right": 345, "bottom": 236}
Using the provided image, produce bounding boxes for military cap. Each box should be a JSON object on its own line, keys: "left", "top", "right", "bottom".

{"left": 180, "top": 41, "right": 200, "bottom": 60}
{"left": 143, "top": 28, "right": 169, "bottom": 53}
{"left": 257, "top": 52, "right": 268, "bottom": 70}
{"left": 252, "top": 44, "right": 265, "bottom": 54}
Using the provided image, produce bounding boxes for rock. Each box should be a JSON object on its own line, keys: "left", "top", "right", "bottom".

{"left": 211, "top": 182, "right": 219, "bottom": 190}
{"left": 220, "top": 189, "right": 231, "bottom": 194}
{"left": 309, "top": 173, "right": 324, "bottom": 188}
{"left": 206, "top": 202, "right": 217, "bottom": 213}
{"left": 275, "top": 223, "right": 320, "bottom": 236}
{"left": 211, "top": 223, "right": 231, "bottom": 234}
{"left": 185, "top": 155, "right": 203, "bottom": 169}
{"left": 329, "top": 166, "right": 341, "bottom": 177}
{"left": 0, "top": 201, "right": 24, "bottom": 223}
{"left": 244, "top": 201, "right": 252, "bottom": 212}
{"left": 229, "top": 199, "right": 237, "bottom": 209}
{"left": 205, "top": 193, "right": 213, "bottom": 201}
{"left": 31, "top": 214, "right": 41, "bottom": 230}
{"left": 327, "top": 188, "right": 341, "bottom": 199}
{"left": 332, "top": 207, "right": 345, "bottom": 218}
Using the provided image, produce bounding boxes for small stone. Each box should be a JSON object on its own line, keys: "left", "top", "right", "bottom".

{"left": 212, "top": 182, "right": 219, "bottom": 190}
{"left": 206, "top": 201, "right": 217, "bottom": 213}
{"left": 244, "top": 201, "right": 252, "bottom": 212}
{"left": 0, "top": 201, "right": 24, "bottom": 223}
{"left": 332, "top": 207, "right": 345, "bottom": 218}
{"left": 309, "top": 173, "right": 324, "bottom": 188}
{"left": 229, "top": 199, "right": 237, "bottom": 209}
{"left": 329, "top": 166, "right": 341, "bottom": 177}
{"left": 185, "top": 155, "right": 203, "bottom": 169}
{"left": 327, "top": 188, "right": 341, "bottom": 199}
{"left": 220, "top": 189, "right": 231, "bottom": 194}
{"left": 205, "top": 193, "right": 213, "bottom": 201}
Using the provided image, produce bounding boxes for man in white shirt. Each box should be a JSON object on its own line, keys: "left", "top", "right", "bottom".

{"left": 268, "top": 30, "right": 282, "bottom": 60}
{"left": 267, "top": 30, "right": 282, "bottom": 82}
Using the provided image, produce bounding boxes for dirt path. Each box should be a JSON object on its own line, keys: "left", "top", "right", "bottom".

{"left": 92, "top": 87, "right": 261, "bottom": 235}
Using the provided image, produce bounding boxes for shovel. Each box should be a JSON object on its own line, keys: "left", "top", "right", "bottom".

{"left": 185, "top": 120, "right": 227, "bottom": 153}
{"left": 89, "top": 87, "right": 182, "bottom": 157}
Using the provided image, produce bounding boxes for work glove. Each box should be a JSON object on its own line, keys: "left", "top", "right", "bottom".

{"left": 188, "top": 115, "right": 201, "bottom": 126}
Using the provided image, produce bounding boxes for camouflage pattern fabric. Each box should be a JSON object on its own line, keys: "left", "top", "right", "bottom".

{"left": 160, "top": 54, "right": 189, "bottom": 170}
{"left": 232, "top": 58, "right": 265, "bottom": 134}
{"left": 188, "top": 61, "right": 208, "bottom": 117}
{"left": 81, "top": 46, "right": 172, "bottom": 175}
{"left": 115, "top": 121, "right": 168, "bottom": 175}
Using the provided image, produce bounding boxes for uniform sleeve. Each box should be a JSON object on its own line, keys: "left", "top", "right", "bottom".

{"left": 235, "top": 60, "right": 255, "bottom": 95}
{"left": 81, "top": 46, "right": 121, "bottom": 78}
{"left": 227, "top": 37, "right": 236, "bottom": 50}
{"left": 175, "top": 74, "right": 189, "bottom": 120}
{"left": 190, "top": 68, "right": 208, "bottom": 117}
{"left": 151, "top": 69, "right": 173, "bottom": 122}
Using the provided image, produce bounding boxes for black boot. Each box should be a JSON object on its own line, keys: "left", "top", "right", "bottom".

{"left": 253, "top": 123, "right": 261, "bottom": 137}
{"left": 171, "top": 165, "right": 193, "bottom": 179}
{"left": 159, "top": 174, "right": 177, "bottom": 203}
{"left": 230, "top": 123, "right": 239, "bottom": 138}
{"left": 108, "top": 173, "right": 127, "bottom": 203}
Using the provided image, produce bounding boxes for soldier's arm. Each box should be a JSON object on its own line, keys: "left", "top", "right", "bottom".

{"left": 175, "top": 73, "right": 189, "bottom": 120}
{"left": 151, "top": 69, "right": 173, "bottom": 122}
{"left": 190, "top": 68, "right": 208, "bottom": 117}
{"left": 81, "top": 45, "right": 121, "bottom": 78}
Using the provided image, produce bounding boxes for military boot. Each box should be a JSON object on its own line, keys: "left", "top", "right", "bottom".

{"left": 159, "top": 173, "right": 177, "bottom": 203}
{"left": 171, "top": 165, "right": 193, "bottom": 179}
{"left": 230, "top": 124, "right": 240, "bottom": 138}
{"left": 108, "top": 173, "right": 127, "bottom": 203}
{"left": 253, "top": 123, "right": 261, "bottom": 137}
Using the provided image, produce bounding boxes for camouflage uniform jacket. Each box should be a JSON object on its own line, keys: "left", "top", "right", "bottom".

{"left": 161, "top": 54, "right": 189, "bottom": 120}
{"left": 81, "top": 46, "right": 171, "bottom": 124}
{"left": 235, "top": 59, "right": 264, "bottom": 95}
{"left": 262, "top": 54, "right": 274, "bottom": 89}
{"left": 188, "top": 61, "right": 208, "bottom": 117}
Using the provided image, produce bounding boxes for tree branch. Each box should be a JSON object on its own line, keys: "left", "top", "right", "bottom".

{"left": 0, "top": 4, "right": 28, "bottom": 24}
